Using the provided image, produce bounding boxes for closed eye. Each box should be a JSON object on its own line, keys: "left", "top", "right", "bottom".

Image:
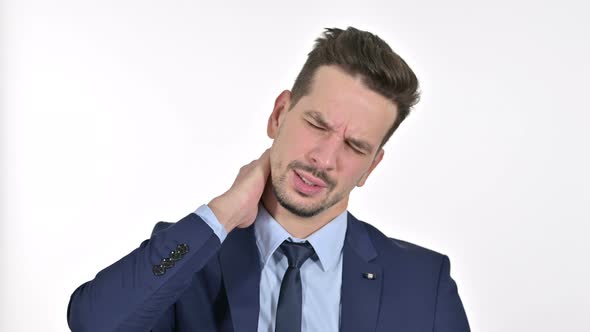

{"left": 347, "top": 142, "right": 365, "bottom": 155}
{"left": 307, "top": 121, "right": 325, "bottom": 130}
{"left": 307, "top": 120, "right": 365, "bottom": 155}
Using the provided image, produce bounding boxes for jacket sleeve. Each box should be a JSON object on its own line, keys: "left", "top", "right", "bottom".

{"left": 67, "top": 213, "right": 222, "bottom": 332}
{"left": 433, "top": 255, "right": 471, "bottom": 332}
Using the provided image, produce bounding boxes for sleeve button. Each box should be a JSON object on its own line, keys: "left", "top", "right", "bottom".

{"left": 177, "top": 243, "right": 189, "bottom": 255}
{"left": 161, "top": 257, "right": 174, "bottom": 269}
{"left": 153, "top": 264, "right": 166, "bottom": 276}
{"left": 170, "top": 250, "right": 182, "bottom": 261}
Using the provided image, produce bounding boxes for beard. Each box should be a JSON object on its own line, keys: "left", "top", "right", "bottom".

{"left": 270, "top": 162, "right": 345, "bottom": 218}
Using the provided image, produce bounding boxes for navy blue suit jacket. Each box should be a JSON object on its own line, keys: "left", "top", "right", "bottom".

{"left": 67, "top": 211, "right": 470, "bottom": 331}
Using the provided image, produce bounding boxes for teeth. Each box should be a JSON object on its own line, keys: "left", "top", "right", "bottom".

{"left": 299, "top": 173, "right": 316, "bottom": 186}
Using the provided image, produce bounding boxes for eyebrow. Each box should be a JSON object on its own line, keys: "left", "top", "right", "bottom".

{"left": 303, "top": 110, "right": 375, "bottom": 153}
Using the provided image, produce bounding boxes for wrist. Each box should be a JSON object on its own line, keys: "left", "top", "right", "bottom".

{"left": 208, "top": 195, "right": 237, "bottom": 234}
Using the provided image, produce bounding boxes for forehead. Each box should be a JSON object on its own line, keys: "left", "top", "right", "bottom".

{"left": 296, "top": 65, "right": 397, "bottom": 143}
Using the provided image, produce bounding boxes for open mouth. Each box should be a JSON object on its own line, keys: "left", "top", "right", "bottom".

{"left": 293, "top": 170, "right": 325, "bottom": 196}
{"left": 297, "top": 172, "right": 318, "bottom": 186}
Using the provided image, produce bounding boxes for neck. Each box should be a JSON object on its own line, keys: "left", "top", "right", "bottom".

{"left": 260, "top": 180, "right": 347, "bottom": 239}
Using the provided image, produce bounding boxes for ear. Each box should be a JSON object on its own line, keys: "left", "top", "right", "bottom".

{"left": 267, "top": 90, "right": 292, "bottom": 139}
{"left": 357, "top": 148, "right": 385, "bottom": 187}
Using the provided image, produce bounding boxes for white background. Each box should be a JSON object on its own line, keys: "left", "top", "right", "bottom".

{"left": 1, "top": 0, "right": 589, "bottom": 331}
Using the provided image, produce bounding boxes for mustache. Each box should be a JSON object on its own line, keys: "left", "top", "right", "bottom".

{"left": 289, "top": 160, "right": 334, "bottom": 188}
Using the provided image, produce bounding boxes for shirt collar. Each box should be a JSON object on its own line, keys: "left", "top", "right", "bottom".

{"left": 254, "top": 202, "right": 348, "bottom": 272}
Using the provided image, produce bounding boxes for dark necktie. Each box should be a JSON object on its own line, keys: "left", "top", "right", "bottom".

{"left": 275, "top": 240, "right": 316, "bottom": 332}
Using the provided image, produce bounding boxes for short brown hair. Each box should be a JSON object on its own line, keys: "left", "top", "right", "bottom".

{"left": 289, "top": 27, "right": 420, "bottom": 150}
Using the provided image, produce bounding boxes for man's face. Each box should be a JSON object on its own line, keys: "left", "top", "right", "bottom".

{"left": 267, "top": 65, "right": 397, "bottom": 218}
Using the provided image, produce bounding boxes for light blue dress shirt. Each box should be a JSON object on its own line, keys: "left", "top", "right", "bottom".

{"left": 194, "top": 202, "right": 348, "bottom": 332}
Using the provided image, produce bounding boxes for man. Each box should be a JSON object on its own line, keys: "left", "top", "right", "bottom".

{"left": 68, "top": 27, "right": 470, "bottom": 331}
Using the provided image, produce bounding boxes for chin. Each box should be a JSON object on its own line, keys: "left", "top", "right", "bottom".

{"left": 271, "top": 182, "right": 327, "bottom": 218}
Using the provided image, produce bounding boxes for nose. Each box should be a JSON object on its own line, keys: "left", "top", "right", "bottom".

{"left": 307, "top": 135, "right": 340, "bottom": 172}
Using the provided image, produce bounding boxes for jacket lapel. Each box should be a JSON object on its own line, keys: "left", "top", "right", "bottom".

{"left": 219, "top": 225, "right": 261, "bottom": 332}
{"left": 340, "top": 212, "right": 383, "bottom": 332}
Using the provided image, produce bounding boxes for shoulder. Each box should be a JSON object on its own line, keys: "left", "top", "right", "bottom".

{"left": 353, "top": 215, "right": 447, "bottom": 271}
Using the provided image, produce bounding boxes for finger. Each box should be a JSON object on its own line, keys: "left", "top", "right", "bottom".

{"left": 258, "top": 148, "right": 271, "bottom": 173}
{"left": 259, "top": 148, "right": 270, "bottom": 160}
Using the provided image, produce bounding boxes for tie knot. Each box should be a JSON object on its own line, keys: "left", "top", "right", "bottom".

{"left": 279, "top": 240, "right": 315, "bottom": 269}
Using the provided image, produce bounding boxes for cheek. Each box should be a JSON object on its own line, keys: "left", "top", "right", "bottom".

{"left": 280, "top": 125, "right": 312, "bottom": 153}
{"left": 341, "top": 164, "right": 369, "bottom": 186}
{"left": 271, "top": 129, "right": 300, "bottom": 169}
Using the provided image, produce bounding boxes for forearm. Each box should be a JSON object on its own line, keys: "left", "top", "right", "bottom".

{"left": 67, "top": 213, "right": 221, "bottom": 332}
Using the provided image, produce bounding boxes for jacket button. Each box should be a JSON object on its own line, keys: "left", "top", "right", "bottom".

{"left": 153, "top": 264, "right": 166, "bottom": 276}
{"left": 161, "top": 257, "right": 174, "bottom": 269}
{"left": 177, "top": 243, "right": 189, "bottom": 255}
